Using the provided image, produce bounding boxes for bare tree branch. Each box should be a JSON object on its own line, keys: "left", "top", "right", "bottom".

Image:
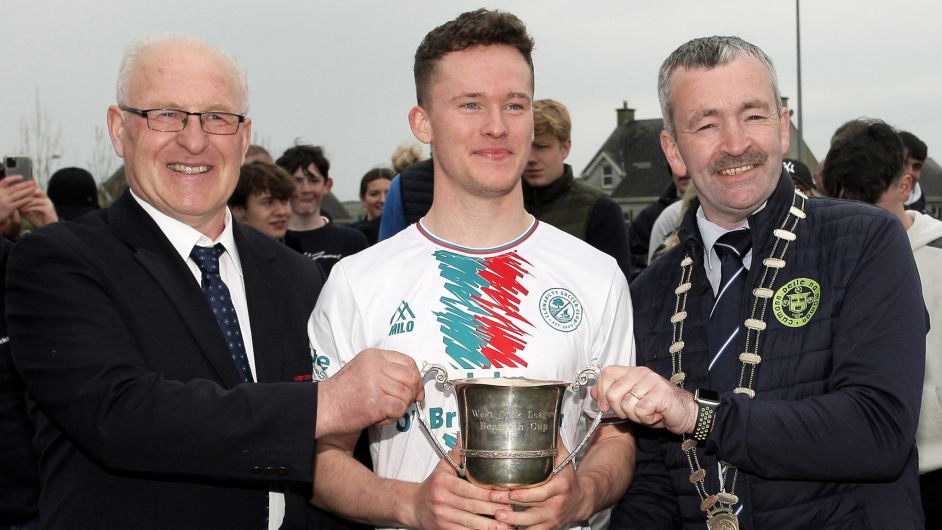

{"left": 17, "top": 88, "right": 63, "bottom": 189}
{"left": 87, "top": 125, "right": 118, "bottom": 185}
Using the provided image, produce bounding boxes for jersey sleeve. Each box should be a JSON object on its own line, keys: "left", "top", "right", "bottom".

{"left": 584, "top": 264, "right": 636, "bottom": 420}
{"left": 592, "top": 265, "right": 636, "bottom": 369}
{"left": 307, "top": 262, "right": 363, "bottom": 380}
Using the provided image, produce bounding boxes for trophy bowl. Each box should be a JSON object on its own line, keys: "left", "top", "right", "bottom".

{"left": 416, "top": 364, "right": 601, "bottom": 489}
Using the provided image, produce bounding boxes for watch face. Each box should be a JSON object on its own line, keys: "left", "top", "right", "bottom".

{"left": 696, "top": 388, "right": 721, "bottom": 404}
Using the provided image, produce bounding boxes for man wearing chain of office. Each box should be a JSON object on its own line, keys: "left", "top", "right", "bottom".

{"left": 593, "top": 36, "right": 927, "bottom": 529}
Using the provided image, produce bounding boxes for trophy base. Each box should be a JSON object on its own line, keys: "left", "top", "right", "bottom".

{"left": 465, "top": 455, "right": 555, "bottom": 489}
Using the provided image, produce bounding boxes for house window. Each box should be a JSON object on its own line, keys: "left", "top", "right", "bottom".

{"left": 601, "top": 165, "right": 613, "bottom": 188}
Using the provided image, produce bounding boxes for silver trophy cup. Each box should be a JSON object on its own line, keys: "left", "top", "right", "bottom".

{"left": 416, "top": 364, "right": 603, "bottom": 489}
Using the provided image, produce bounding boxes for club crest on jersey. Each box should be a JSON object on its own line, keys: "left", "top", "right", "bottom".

{"left": 772, "top": 277, "right": 821, "bottom": 328}
{"left": 389, "top": 301, "right": 416, "bottom": 336}
{"left": 540, "top": 288, "right": 583, "bottom": 332}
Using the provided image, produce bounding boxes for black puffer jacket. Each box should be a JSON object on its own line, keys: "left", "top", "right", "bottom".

{"left": 611, "top": 174, "right": 926, "bottom": 529}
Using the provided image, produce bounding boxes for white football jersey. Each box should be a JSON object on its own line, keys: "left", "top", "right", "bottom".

{"left": 308, "top": 219, "right": 635, "bottom": 528}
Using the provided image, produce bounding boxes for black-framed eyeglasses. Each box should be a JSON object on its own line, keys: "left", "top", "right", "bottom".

{"left": 119, "top": 105, "right": 246, "bottom": 135}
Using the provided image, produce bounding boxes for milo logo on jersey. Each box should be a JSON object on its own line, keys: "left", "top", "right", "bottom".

{"left": 433, "top": 250, "right": 534, "bottom": 369}
{"left": 389, "top": 301, "right": 416, "bottom": 336}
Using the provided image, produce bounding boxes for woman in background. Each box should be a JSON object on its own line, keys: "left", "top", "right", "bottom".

{"left": 349, "top": 167, "right": 393, "bottom": 245}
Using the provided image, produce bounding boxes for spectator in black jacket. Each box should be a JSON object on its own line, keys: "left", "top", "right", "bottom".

{"left": 0, "top": 165, "right": 58, "bottom": 530}
{"left": 276, "top": 145, "right": 368, "bottom": 275}
{"left": 628, "top": 170, "right": 690, "bottom": 279}
{"left": 0, "top": 236, "right": 39, "bottom": 530}
{"left": 348, "top": 167, "right": 392, "bottom": 245}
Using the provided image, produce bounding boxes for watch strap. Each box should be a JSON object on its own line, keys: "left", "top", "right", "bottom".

{"left": 691, "top": 389, "right": 719, "bottom": 442}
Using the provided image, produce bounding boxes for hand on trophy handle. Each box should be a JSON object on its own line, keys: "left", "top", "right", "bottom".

{"left": 593, "top": 365, "right": 697, "bottom": 435}
{"left": 315, "top": 349, "right": 424, "bottom": 439}
{"left": 408, "top": 441, "right": 513, "bottom": 530}
{"left": 489, "top": 437, "right": 591, "bottom": 530}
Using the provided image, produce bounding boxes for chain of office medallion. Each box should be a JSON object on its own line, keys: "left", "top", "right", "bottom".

{"left": 668, "top": 189, "right": 807, "bottom": 521}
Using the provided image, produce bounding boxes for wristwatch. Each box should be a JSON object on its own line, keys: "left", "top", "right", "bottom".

{"left": 691, "top": 388, "right": 721, "bottom": 442}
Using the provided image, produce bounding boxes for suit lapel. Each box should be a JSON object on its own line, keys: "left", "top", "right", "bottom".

{"left": 233, "top": 223, "right": 284, "bottom": 383}
{"left": 108, "top": 192, "right": 244, "bottom": 387}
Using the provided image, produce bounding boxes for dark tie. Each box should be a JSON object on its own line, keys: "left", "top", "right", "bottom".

{"left": 190, "top": 244, "right": 254, "bottom": 383}
{"left": 707, "top": 229, "right": 752, "bottom": 391}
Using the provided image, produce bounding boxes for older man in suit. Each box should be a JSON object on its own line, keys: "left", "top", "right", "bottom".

{"left": 5, "top": 36, "right": 422, "bottom": 530}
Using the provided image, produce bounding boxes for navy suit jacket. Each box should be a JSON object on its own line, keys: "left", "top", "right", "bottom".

{"left": 7, "top": 192, "right": 325, "bottom": 530}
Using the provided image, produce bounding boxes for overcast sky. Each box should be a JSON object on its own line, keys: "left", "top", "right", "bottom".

{"left": 2, "top": 0, "right": 939, "bottom": 201}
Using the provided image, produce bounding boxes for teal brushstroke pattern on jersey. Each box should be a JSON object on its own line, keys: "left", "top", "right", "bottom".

{"left": 433, "top": 250, "right": 533, "bottom": 369}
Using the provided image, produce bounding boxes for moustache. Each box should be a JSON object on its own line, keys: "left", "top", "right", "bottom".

{"left": 710, "top": 150, "right": 768, "bottom": 174}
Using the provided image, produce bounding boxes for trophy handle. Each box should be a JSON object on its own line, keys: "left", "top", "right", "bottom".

{"left": 552, "top": 365, "right": 603, "bottom": 476}
{"left": 415, "top": 363, "right": 464, "bottom": 476}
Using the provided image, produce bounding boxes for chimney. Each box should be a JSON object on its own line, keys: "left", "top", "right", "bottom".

{"left": 616, "top": 100, "right": 635, "bottom": 127}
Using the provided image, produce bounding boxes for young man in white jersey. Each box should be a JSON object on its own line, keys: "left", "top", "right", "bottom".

{"left": 308, "top": 9, "right": 636, "bottom": 530}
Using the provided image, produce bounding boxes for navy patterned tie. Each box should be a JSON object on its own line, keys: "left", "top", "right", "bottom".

{"left": 707, "top": 229, "right": 752, "bottom": 391}
{"left": 190, "top": 244, "right": 254, "bottom": 383}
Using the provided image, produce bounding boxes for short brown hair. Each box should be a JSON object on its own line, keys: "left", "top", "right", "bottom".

{"left": 413, "top": 8, "right": 534, "bottom": 106}
{"left": 822, "top": 119, "right": 905, "bottom": 204}
{"left": 533, "top": 99, "right": 571, "bottom": 142}
{"left": 229, "top": 161, "right": 296, "bottom": 208}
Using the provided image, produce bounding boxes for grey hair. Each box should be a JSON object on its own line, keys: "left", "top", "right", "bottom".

{"left": 657, "top": 36, "right": 782, "bottom": 136}
{"left": 115, "top": 35, "right": 250, "bottom": 114}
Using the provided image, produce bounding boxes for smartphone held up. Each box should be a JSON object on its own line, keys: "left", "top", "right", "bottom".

{"left": 2, "top": 156, "right": 34, "bottom": 181}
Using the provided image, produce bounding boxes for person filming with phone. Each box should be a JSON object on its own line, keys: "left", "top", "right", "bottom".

{"left": 1, "top": 155, "right": 56, "bottom": 530}
{"left": 0, "top": 157, "right": 58, "bottom": 240}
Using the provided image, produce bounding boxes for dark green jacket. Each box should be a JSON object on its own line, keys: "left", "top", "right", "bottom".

{"left": 523, "top": 164, "right": 631, "bottom": 279}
